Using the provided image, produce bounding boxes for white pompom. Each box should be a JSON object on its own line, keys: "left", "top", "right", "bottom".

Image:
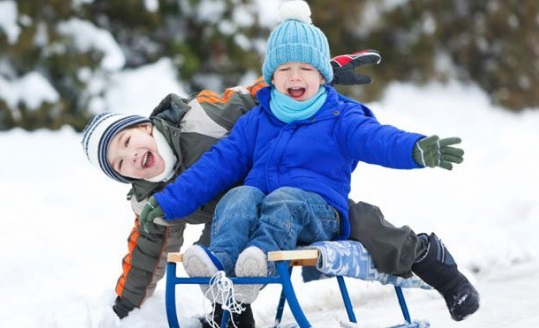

{"left": 278, "top": 0, "right": 312, "bottom": 24}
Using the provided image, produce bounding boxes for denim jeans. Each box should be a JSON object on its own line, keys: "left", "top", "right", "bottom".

{"left": 209, "top": 186, "right": 339, "bottom": 275}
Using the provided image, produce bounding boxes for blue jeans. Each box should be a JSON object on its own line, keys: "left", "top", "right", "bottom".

{"left": 209, "top": 186, "right": 339, "bottom": 275}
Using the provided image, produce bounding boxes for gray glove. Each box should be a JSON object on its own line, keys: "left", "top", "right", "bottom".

{"left": 412, "top": 135, "right": 464, "bottom": 170}
{"left": 112, "top": 296, "right": 136, "bottom": 319}
{"left": 139, "top": 196, "right": 164, "bottom": 233}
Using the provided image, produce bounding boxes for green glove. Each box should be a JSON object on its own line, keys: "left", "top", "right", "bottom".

{"left": 412, "top": 135, "right": 464, "bottom": 170}
{"left": 138, "top": 196, "right": 165, "bottom": 233}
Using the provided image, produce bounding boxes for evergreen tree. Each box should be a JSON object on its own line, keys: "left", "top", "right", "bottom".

{"left": 1, "top": 0, "right": 537, "bottom": 131}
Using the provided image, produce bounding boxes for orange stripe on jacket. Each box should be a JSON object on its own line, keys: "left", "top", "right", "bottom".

{"left": 115, "top": 217, "right": 170, "bottom": 306}
{"left": 197, "top": 77, "right": 267, "bottom": 104}
{"left": 115, "top": 220, "right": 140, "bottom": 297}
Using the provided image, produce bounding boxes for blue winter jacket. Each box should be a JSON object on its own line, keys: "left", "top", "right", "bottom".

{"left": 155, "top": 85, "right": 424, "bottom": 240}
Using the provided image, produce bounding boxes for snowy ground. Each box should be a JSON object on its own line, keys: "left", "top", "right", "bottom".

{"left": 1, "top": 67, "right": 539, "bottom": 327}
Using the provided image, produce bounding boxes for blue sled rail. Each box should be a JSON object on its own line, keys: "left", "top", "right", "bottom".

{"left": 165, "top": 246, "right": 430, "bottom": 328}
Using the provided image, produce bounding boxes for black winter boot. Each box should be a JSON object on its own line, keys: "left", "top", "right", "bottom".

{"left": 200, "top": 303, "right": 255, "bottom": 328}
{"left": 412, "top": 233, "right": 480, "bottom": 321}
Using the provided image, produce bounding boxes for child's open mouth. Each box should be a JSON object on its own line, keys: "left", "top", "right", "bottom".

{"left": 142, "top": 152, "right": 154, "bottom": 168}
{"left": 288, "top": 87, "right": 306, "bottom": 99}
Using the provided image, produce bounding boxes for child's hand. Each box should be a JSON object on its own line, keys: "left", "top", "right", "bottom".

{"left": 112, "top": 296, "right": 135, "bottom": 319}
{"left": 412, "top": 135, "right": 464, "bottom": 170}
{"left": 330, "top": 49, "right": 381, "bottom": 85}
{"left": 139, "top": 196, "right": 165, "bottom": 232}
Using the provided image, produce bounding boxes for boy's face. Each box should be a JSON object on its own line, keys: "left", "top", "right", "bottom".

{"left": 106, "top": 124, "right": 166, "bottom": 180}
{"left": 271, "top": 62, "right": 325, "bottom": 101}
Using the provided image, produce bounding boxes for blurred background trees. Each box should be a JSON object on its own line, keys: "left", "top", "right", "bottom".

{"left": 1, "top": 0, "right": 537, "bottom": 131}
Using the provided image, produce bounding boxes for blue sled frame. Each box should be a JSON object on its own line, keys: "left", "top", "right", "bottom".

{"left": 165, "top": 251, "right": 430, "bottom": 328}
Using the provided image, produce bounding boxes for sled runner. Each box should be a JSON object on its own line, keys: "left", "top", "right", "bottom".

{"left": 165, "top": 240, "right": 430, "bottom": 328}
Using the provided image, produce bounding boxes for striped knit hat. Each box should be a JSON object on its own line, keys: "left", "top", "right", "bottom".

{"left": 81, "top": 112, "right": 150, "bottom": 183}
{"left": 262, "top": 0, "right": 333, "bottom": 84}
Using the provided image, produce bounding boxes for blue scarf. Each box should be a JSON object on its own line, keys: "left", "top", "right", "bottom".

{"left": 270, "top": 86, "right": 328, "bottom": 123}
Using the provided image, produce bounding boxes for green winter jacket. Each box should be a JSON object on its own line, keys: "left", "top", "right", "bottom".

{"left": 114, "top": 79, "right": 264, "bottom": 315}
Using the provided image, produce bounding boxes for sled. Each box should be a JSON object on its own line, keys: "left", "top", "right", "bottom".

{"left": 165, "top": 241, "right": 430, "bottom": 328}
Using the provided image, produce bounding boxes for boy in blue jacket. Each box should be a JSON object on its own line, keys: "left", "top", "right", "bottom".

{"left": 139, "top": 0, "right": 479, "bottom": 322}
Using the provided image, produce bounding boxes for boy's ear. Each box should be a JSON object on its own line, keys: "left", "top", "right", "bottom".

{"left": 138, "top": 123, "right": 153, "bottom": 134}
{"left": 320, "top": 71, "right": 326, "bottom": 85}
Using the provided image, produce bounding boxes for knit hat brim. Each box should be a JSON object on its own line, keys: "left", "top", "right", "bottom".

{"left": 263, "top": 43, "right": 333, "bottom": 84}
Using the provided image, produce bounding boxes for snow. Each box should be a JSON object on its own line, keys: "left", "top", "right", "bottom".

{"left": 1, "top": 1, "right": 539, "bottom": 325}
{"left": 1, "top": 64, "right": 539, "bottom": 327}
{"left": 102, "top": 58, "right": 185, "bottom": 115}
{"left": 0, "top": 72, "right": 59, "bottom": 110}
{"left": 57, "top": 18, "right": 126, "bottom": 71}
{"left": 0, "top": 0, "right": 19, "bottom": 44}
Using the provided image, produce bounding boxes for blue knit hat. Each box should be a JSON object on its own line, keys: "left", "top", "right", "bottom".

{"left": 262, "top": 0, "right": 333, "bottom": 85}
{"left": 81, "top": 112, "right": 150, "bottom": 183}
